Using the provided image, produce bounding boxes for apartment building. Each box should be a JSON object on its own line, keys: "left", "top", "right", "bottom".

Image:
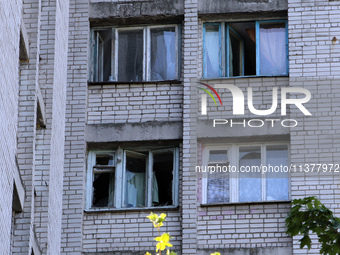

{"left": 1, "top": 0, "right": 340, "bottom": 254}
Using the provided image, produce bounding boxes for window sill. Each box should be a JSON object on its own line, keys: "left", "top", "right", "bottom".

{"left": 200, "top": 200, "right": 291, "bottom": 207}
{"left": 88, "top": 80, "right": 182, "bottom": 86}
{"left": 200, "top": 75, "right": 289, "bottom": 81}
{"left": 85, "top": 205, "right": 180, "bottom": 213}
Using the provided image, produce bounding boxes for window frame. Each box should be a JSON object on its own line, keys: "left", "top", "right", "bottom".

{"left": 86, "top": 148, "right": 179, "bottom": 211}
{"left": 202, "top": 19, "right": 288, "bottom": 79}
{"left": 90, "top": 24, "right": 181, "bottom": 82}
{"left": 202, "top": 142, "right": 290, "bottom": 204}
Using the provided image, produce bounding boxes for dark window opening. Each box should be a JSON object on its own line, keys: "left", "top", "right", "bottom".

{"left": 152, "top": 151, "right": 174, "bottom": 207}
{"left": 228, "top": 22, "right": 256, "bottom": 76}
{"left": 92, "top": 172, "right": 114, "bottom": 207}
{"left": 96, "top": 154, "right": 114, "bottom": 166}
{"left": 92, "top": 154, "right": 115, "bottom": 208}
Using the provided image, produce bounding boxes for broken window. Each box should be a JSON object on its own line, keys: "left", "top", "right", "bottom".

{"left": 87, "top": 148, "right": 179, "bottom": 209}
{"left": 92, "top": 153, "right": 115, "bottom": 207}
{"left": 203, "top": 143, "right": 289, "bottom": 204}
{"left": 91, "top": 25, "right": 180, "bottom": 82}
{"left": 203, "top": 20, "right": 288, "bottom": 78}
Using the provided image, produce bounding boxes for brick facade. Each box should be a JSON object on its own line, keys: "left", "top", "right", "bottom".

{"left": 1, "top": 0, "right": 340, "bottom": 254}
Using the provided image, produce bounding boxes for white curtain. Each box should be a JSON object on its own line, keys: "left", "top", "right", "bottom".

{"left": 204, "top": 27, "right": 220, "bottom": 78}
{"left": 259, "top": 26, "right": 287, "bottom": 75}
{"left": 107, "top": 173, "right": 115, "bottom": 207}
{"left": 125, "top": 171, "right": 145, "bottom": 207}
{"left": 125, "top": 171, "right": 159, "bottom": 207}
{"left": 151, "top": 31, "right": 176, "bottom": 80}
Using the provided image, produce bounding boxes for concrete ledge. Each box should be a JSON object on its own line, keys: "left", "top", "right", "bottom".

{"left": 31, "top": 228, "right": 42, "bottom": 255}
{"left": 86, "top": 121, "right": 183, "bottom": 143}
{"left": 12, "top": 156, "right": 25, "bottom": 212}
{"left": 197, "top": 119, "right": 290, "bottom": 143}
{"left": 36, "top": 85, "right": 46, "bottom": 128}
{"left": 199, "top": 0, "right": 287, "bottom": 15}
{"left": 90, "top": 1, "right": 183, "bottom": 25}
{"left": 20, "top": 18, "right": 29, "bottom": 61}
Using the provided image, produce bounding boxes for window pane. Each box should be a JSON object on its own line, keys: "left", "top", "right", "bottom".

{"left": 228, "top": 22, "right": 256, "bottom": 76}
{"left": 207, "top": 150, "right": 229, "bottom": 203}
{"left": 259, "top": 22, "right": 287, "bottom": 76}
{"left": 96, "top": 154, "right": 114, "bottom": 166}
{"left": 92, "top": 172, "right": 115, "bottom": 207}
{"left": 209, "top": 150, "right": 228, "bottom": 162}
{"left": 94, "top": 29, "right": 112, "bottom": 82}
{"left": 124, "top": 152, "right": 146, "bottom": 207}
{"left": 152, "top": 151, "right": 174, "bottom": 206}
{"left": 228, "top": 29, "right": 243, "bottom": 77}
{"left": 151, "top": 28, "right": 176, "bottom": 81}
{"left": 266, "top": 145, "right": 289, "bottom": 201}
{"left": 207, "top": 164, "right": 229, "bottom": 203}
{"left": 239, "top": 147, "right": 261, "bottom": 202}
{"left": 204, "top": 24, "right": 220, "bottom": 78}
{"left": 118, "top": 30, "right": 143, "bottom": 81}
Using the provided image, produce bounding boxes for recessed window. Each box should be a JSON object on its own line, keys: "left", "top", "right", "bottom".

{"left": 202, "top": 143, "right": 289, "bottom": 204}
{"left": 203, "top": 20, "right": 288, "bottom": 78}
{"left": 87, "top": 148, "right": 179, "bottom": 209}
{"left": 91, "top": 25, "right": 181, "bottom": 82}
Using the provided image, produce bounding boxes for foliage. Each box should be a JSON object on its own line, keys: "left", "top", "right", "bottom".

{"left": 145, "top": 212, "right": 177, "bottom": 255}
{"left": 145, "top": 212, "right": 221, "bottom": 255}
{"left": 285, "top": 196, "right": 340, "bottom": 255}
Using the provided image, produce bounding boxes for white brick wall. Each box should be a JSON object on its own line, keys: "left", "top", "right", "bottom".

{"left": 197, "top": 203, "right": 291, "bottom": 249}
{"left": 88, "top": 83, "right": 183, "bottom": 124}
{"left": 61, "top": 0, "right": 89, "bottom": 254}
{"left": 0, "top": 0, "right": 22, "bottom": 254}
{"left": 83, "top": 211, "right": 182, "bottom": 253}
{"left": 2, "top": 1, "right": 340, "bottom": 255}
{"left": 13, "top": 0, "right": 42, "bottom": 253}
{"left": 33, "top": 0, "right": 70, "bottom": 252}
{"left": 46, "top": 0, "right": 69, "bottom": 253}
{"left": 288, "top": 0, "right": 340, "bottom": 254}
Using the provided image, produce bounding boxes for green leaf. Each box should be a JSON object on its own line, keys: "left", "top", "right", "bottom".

{"left": 299, "top": 235, "right": 311, "bottom": 249}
